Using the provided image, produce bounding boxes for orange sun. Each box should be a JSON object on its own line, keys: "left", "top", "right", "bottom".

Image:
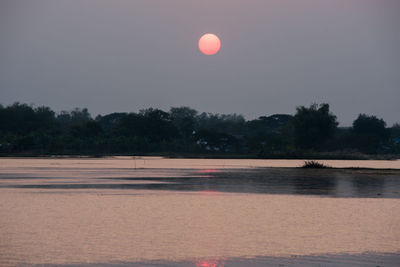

{"left": 199, "top": 33, "right": 221, "bottom": 55}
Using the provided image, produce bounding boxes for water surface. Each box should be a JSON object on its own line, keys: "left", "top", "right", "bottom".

{"left": 1, "top": 157, "right": 399, "bottom": 266}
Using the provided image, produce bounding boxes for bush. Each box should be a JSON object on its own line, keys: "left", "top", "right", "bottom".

{"left": 301, "top": 160, "right": 330, "bottom": 169}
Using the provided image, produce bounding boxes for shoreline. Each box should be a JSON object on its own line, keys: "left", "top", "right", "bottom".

{"left": 1, "top": 156, "right": 399, "bottom": 170}
{"left": 1, "top": 151, "right": 400, "bottom": 160}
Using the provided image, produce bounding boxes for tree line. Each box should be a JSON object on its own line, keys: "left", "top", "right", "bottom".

{"left": 0, "top": 102, "right": 399, "bottom": 157}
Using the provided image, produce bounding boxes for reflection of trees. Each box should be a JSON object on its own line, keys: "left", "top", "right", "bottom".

{"left": 292, "top": 170, "right": 337, "bottom": 196}
{"left": 87, "top": 169, "right": 394, "bottom": 198}
{"left": 110, "top": 169, "right": 340, "bottom": 196}
{"left": 351, "top": 176, "right": 385, "bottom": 197}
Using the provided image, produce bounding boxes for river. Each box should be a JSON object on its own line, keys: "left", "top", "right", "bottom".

{"left": 0, "top": 157, "right": 399, "bottom": 266}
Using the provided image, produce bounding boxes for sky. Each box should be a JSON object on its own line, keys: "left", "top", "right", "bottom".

{"left": 0, "top": 0, "right": 399, "bottom": 126}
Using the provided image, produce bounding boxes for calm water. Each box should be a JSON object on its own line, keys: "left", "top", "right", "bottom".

{"left": 1, "top": 157, "right": 400, "bottom": 266}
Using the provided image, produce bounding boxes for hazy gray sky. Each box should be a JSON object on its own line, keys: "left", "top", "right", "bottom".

{"left": 1, "top": 0, "right": 399, "bottom": 125}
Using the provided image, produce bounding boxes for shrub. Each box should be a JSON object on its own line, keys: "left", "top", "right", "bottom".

{"left": 301, "top": 160, "right": 330, "bottom": 169}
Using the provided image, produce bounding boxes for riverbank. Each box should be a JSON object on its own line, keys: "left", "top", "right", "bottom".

{"left": 1, "top": 156, "right": 400, "bottom": 170}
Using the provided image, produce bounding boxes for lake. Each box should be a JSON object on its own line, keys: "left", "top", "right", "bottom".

{"left": 1, "top": 157, "right": 400, "bottom": 266}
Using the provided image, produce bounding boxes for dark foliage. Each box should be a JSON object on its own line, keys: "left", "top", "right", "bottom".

{"left": 350, "top": 114, "right": 390, "bottom": 153}
{"left": 0, "top": 102, "right": 398, "bottom": 157}
{"left": 292, "top": 103, "right": 338, "bottom": 150}
{"left": 301, "top": 160, "right": 330, "bottom": 169}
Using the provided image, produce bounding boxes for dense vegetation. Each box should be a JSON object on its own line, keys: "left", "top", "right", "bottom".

{"left": 0, "top": 102, "right": 399, "bottom": 158}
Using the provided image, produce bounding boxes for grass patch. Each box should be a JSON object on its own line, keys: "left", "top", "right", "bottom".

{"left": 301, "top": 160, "right": 331, "bottom": 169}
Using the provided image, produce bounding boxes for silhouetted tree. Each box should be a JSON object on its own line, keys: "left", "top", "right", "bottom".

{"left": 351, "top": 114, "right": 389, "bottom": 153}
{"left": 244, "top": 114, "right": 293, "bottom": 154}
{"left": 115, "top": 109, "right": 179, "bottom": 143}
{"left": 292, "top": 103, "right": 338, "bottom": 150}
{"left": 95, "top": 113, "right": 127, "bottom": 131}
{"left": 195, "top": 112, "right": 245, "bottom": 135}
{"left": 0, "top": 103, "right": 36, "bottom": 134}
{"left": 194, "top": 129, "right": 238, "bottom": 152}
{"left": 353, "top": 114, "right": 387, "bottom": 137}
{"left": 169, "top": 106, "right": 197, "bottom": 138}
{"left": 389, "top": 123, "right": 400, "bottom": 153}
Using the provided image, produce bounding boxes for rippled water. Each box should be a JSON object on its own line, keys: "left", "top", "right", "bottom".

{"left": 1, "top": 157, "right": 400, "bottom": 266}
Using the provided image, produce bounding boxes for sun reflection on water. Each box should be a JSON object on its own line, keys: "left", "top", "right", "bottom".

{"left": 195, "top": 258, "right": 225, "bottom": 267}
